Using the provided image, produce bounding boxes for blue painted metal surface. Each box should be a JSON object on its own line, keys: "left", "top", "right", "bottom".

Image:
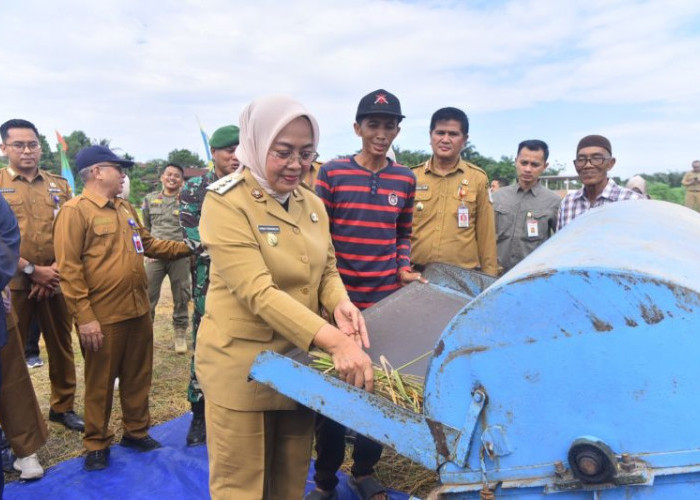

{"left": 251, "top": 201, "right": 700, "bottom": 498}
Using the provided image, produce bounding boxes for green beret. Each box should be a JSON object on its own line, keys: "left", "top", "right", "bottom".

{"left": 209, "top": 125, "right": 240, "bottom": 149}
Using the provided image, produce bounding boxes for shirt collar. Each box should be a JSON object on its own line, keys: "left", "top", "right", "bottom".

{"left": 517, "top": 181, "right": 543, "bottom": 195}
{"left": 572, "top": 178, "right": 618, "bottom": 201}
{"left": 82, "top": 187, "right": 112, "bottom": 208}
{"left": 424, "top": 157, "right": 467, "bottom": 175}
{"left": 599, "top": 178, "right": 620, "bottom": 199}
{"left": 6, "top": 167, "right": 45, "bottom": 182}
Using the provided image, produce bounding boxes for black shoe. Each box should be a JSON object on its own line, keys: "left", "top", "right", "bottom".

{"left": 49, "top": 410, "right": 85, "bottom": 432}
{"left": 84, "top": 448, "right": 109, "bottom": 471}
{"left": 186, "top": 414, "right": 206, "bottom": 447}
{"left": 119, "top": 434, "right": 162, "bottom": 452}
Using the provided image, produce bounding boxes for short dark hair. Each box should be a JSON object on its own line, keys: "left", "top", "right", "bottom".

{"left": 430, "top": 107, "right": 469, "bottom": 135}
{"left": 163, "top": 163, "right": 184, "bottom": 176}
{"left": 493, "top": 177, "right": 510, "bottom": 188}
{"left": 517, "top": 139, "right": 549, "bottom": 161}
{"left": 0, "top": 119, "right": 40, "bottom": 142}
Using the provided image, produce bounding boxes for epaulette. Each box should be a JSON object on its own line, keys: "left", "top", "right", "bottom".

{"left": 206, "top": 172, "right": 243, "bottom": 195}
{"left": 466, "top": 161, "right": 488, "bottom": 177}
{"left": 45, "top": 170, "right": 69, "bottom": 182}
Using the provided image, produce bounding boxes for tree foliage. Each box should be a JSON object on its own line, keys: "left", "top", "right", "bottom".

{"left": 5, "top": 128, "right": 688, "bottom": 208}
{"left": 167, "top": 149, "right": 205, "bottom": 169}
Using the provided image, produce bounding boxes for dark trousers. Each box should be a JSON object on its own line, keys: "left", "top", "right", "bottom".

{"left": 24, "top": 320, "right": 40, "bottom": 358}
{"left": 313, "top": 415, "right": 383, "bottom": 491}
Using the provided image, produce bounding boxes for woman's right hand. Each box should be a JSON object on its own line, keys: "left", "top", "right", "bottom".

{"left": 313, "top": 324, "right": 374, "bottom": 392}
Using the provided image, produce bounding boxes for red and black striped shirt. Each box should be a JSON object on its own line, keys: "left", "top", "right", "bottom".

{"left": 316, "top": 157, "right": 416, "bottom": 309}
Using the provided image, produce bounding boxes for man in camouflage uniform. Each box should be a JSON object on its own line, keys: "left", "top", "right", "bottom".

{"left": 178, "top": 125, "right": 239, "bottom": 446}
{"left": 142, "top": 163, "right": 190, "bottom": 353}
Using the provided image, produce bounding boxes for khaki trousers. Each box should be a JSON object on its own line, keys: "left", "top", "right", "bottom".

{"left": 205, "top": 399, "right": 314, "bottom": 500}
{"left": 12, "top": 290, "right": 76, "bottom": 412}
{"left": 0, "top": 311, "right": 47, "bottom": 457}
{"left": 83, "top": 313, "right": 153, "bottom": 451}
{"left": 146, "top": 257, "right": 191, "bottom": 328}
{"left": 685, "top": 191, "right": 700, "bottom": 211}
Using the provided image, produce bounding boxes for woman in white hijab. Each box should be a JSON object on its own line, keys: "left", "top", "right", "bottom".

{"left": 197, "top": 96, "right": 374, "bottom": 499}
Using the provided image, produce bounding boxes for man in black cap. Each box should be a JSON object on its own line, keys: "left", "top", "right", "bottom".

{"left": 53, "top": 145, "right": 191, "bottom": 471}
{"left": 558, "top": 134, "right": 644, "bottom": 229}
{"left": 310, "top": 90, "right": 422, "bottom": 500}
{"left": 178, "top": 124, "right": 239, "bottom": 446}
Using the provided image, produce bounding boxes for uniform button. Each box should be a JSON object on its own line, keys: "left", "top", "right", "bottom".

{"left": 301, "top": 256, "right": 309, "bottom": 263}
{"left": 436, "top": 226, "right": 441, "bottom": 231}
{"left": 301, "top": 287, "right": 309, "bottom": 295}
{"left": 293, "top": 227, "right": 300, "bottom": 234}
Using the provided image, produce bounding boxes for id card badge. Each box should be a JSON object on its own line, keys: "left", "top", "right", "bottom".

{"left": 132, "top": 233, "right": 145, "bottom": 254}
{"left": 526, "top": 215, "right": 539, "bottom": 238}
{"left": 457, "top": 206, "right": 470, "bottom": 228}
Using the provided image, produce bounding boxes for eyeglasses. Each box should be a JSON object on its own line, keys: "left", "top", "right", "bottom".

{"left": 5, "top": 141, "right": 41, "bottom": 152}
{"left": 573, "top": 155, "right": 610, "bottom": 168}
{"left": 97, "top": 164, "right": 125, "bottom": 174}
{"left": 268, "top": 150, "right": 319, "bottom": 165}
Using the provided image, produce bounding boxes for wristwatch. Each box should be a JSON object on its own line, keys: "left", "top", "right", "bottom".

{"left": 23, "top": 262, "right": 35, "bottom": 275}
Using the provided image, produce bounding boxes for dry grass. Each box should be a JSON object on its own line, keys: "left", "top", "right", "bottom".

{"left": 6, "top": 278, "right": 190, "bottom": 482}
{"left": 9, "top": 279, "right": 440, "bottom": 496}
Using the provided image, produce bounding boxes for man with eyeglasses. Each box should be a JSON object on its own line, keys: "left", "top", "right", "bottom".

{"left": 558, "top": 135, "right": 644, "bottom": 230}
{"left": 178, "top": 124, "right": 239, "bottom": 446}
{"left": 681, "top": 160, "right": 700, "bottom": 212}
{"left": 142, "top": 163, "right": 190, "bottom": 354}
{"left": 493, "top": 140, "right": 560, "bottom": 274}
{"left": 0, "top": 120, "right": 83, "bottom": 448}
{"left": 53, "top": 145, "right": 191, "bottom": 471}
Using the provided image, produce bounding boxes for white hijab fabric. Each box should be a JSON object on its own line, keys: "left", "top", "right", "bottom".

{"left": 235, "top": 95, "right": 320, "bottom": 203}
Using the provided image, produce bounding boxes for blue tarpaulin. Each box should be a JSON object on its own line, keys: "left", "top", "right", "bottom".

{"left": 5, "top": 414, "right": 412, "bottom": 499}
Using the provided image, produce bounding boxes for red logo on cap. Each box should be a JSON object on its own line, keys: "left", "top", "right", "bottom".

{"left": 374, "top": 94, "right": 389, "bottom": 105}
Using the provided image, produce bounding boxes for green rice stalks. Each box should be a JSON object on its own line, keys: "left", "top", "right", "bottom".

{"left": 308, "top": 350, "right": 425, "bottom": 412}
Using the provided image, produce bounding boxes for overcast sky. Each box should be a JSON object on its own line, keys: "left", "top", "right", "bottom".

{"left": 2, "top": 0, "right": 699, "bottom": 178}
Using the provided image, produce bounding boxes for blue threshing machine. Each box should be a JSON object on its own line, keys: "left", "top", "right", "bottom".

{"left": 251, "top": 200, "right": 700, "bottom": 498}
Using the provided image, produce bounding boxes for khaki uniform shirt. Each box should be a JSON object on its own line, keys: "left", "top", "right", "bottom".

{"left": 142, "top": 191, "right": 184, "bottom": 241}
{"left": 195, "top": 169, "right": 348, "bottom": 411}
{"left": 53, "top": 188, "right": 190, "bottom": 326}
{"left": 410, "top": 158, "right": 498, "bottom": 276}
{"left": 303, "top": 161, "right": 321, "bottom": 189}
{"left": 492, "top": 182, "right": 561, "bottom": 273}
{"left": 0, "top": 167, "right": 72, "bottom": 290}
{"left": 682, "top": 171, "right": 700, "bottom": 191}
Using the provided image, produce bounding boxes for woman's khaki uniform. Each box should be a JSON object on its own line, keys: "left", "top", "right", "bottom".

{"left": 196, "top": 169, "right": 348, "bottom": 499}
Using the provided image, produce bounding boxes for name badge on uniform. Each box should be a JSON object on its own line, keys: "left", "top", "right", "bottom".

{"left": 132, "top": 233, "right": 145, "bottom": 253}
{"left": 257, "top": 225, "right": 280, "bottom": 233}
{"left": 457, "top": 206, "right": 470, "bottom": 228}
{"left": 52, "top": 195, "right": 60, "bottom": 218}
{"left": 526, "top": 212, "right": 539, "bottom": 238}
{"left": 128, "top": 218, "right": 145, "bottom": 253}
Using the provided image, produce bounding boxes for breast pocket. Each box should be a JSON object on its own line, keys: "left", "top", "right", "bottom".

{"left": 453, "top": 191, "right": 477, "bottom": 225}
{"left": 413, "top": 189, "right": 432, "bottom": 218}
{"left": 5, "top": 196, "right": 25, "bottom": 219}
{"left": 522, "top": 211, "right": 550, "bottom": 242}
{"left": 92, "top": 224, "right": 117, "bottom": 247}
{"left": 494, "top": 207, "right": 514, "bottom": 242}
